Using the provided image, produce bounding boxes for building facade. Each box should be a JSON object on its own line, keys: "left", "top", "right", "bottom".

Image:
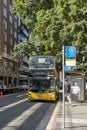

{"left": 18, "top": 18, "right": 29, "bottom": 85}
{"left": 0, "top": 0, "right": 18, "bottom": 87}
{"left": 0, "top": 0, "right": 30, "bottom": 88}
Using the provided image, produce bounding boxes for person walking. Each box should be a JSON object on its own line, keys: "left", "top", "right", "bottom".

{"left": 71, "top": 81, "right": 80, "bottom": 101}
{"left": 64, "top": 79, "right": 71, "bottom": 105}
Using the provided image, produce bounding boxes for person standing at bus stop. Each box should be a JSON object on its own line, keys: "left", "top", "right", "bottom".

{"left": 71, "top": 81, "right": 80, "bottom": 101}
{"left": 64, "top": 79, "right": 72, "bottom": 105}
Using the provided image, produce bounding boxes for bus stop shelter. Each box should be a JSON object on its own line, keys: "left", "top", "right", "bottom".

{"left": 65, "top": 71, "right": 86, "bottom": 102}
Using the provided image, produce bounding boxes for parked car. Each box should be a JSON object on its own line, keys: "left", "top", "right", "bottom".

{"left": 0, "top": 83, "right": 3, "bottom": 90}
{"left": 19, "top": 82, "right": 28, "bottom": 90}
{"left": 0, "top": 83, "right": 8, "bottom": 94}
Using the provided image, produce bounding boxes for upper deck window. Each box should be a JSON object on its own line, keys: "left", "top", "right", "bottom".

{"left": 29, "top": 56, "right": 55, "bottom": 69}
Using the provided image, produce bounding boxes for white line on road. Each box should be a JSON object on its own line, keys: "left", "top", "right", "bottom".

{"left": 0, "top": 98, "right": 28, "bottom": 112}
{"left": 16, "top": 93, "right": 27, "bottom": 97}
{"left": 1, "top": 103, "right": 42, "bottom": 130}
{"left": 35, "top": 104, "right": 55, "bottom": 130}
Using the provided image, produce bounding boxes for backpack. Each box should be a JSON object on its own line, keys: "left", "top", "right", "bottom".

{"left": 65, "top": 82, "right": 71, "bottom": 93}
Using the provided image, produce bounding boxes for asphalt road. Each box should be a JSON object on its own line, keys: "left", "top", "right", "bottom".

{"left": 0, "top": 92, "right": 57, "bottom": 130}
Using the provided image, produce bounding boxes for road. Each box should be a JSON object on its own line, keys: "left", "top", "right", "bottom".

{"left": 0, "top": 92, "right": 57, "bottom": 130}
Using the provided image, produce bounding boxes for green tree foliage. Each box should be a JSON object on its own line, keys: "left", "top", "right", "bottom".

{"left": 13, "top": 0, "right": 87, "bottom": 71}
{"left": 13, "top": 40, "right": 36, "bottom": 57}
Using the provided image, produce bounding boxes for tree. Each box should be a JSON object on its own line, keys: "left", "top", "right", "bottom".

{"left": 13, "top": 0, "right": 87, "bottom": 71}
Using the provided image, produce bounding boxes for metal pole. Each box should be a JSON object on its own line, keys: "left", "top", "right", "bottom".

{"left": 62, "top": 45, "right": 65, "bottom": 128}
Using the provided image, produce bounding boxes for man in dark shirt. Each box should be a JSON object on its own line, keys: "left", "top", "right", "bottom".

{"left": 64, "top": 79, "right": 71, "bottom": 105}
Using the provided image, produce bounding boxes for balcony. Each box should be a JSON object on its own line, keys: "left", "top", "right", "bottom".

{"left": 18, "top": 65, "right": 29, "bottom": 72}
{"left": 19, "top": 74, "right": 28, "bottom": 80}
{"left": 23, "top": 66, "right": 29, "bottom": 72}
{"left": 2, "top": 52, "right": 16, "bottom": 62}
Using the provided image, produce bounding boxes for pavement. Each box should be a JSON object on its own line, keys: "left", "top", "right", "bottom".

{"left": 46, "top": 101, "right": 87, "bottom": 130}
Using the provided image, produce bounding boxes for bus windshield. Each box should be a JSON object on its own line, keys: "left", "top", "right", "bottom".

{"left": 29, "top": 79, "right": 55, "bottom": 92}
{"left": 29, "top": 56, "right": 55, "bottom": 69}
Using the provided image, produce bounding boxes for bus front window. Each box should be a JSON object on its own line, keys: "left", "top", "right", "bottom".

{"left": 29, "top": 79, "right": 55, "bottom": 92}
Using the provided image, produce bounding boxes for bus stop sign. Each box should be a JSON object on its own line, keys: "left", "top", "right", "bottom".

{"left": 65, "top": 46, "right": 76, "bottom": 58}
{"left": 65, "top": 46, "right": 76, "bottom": 66}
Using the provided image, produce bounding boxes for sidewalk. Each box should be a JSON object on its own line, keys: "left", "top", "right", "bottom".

{"left": 46, "top": 101, "right": 87, "bottom": 130}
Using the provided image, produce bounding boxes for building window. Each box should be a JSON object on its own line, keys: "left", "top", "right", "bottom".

{"left": 14, "top": 40, "right": 17, "bottom": 45}
{"left": 9, "top": 26, "right": 12, "bottom": 35}
{"left": 3, "top": 7, "right": 7, "bottom": 18}
{"left": 9, "top": 4, "right": 12, "bottom": 12}
{"left": 14, "top": 31, "right": 17, "bottom": 38}
{"left": 3, "top": 45, "right": 7, "bottom": 52}
{"left": 3, "top": 32, "right": 7, "bottom": 41}
{"left": 14, "top": 21, "right": 17, "bottom": 29}
{"left": 10, "top": 49, "right": 12, "bottom": 56}
{"left": 9, "top": 15, "right": 12, "bottom": 24}
{"left": 10, "top": 37, "right": 13, "bottom": 45}
{"left": 14, "top": 15, "right": 17, "bottom": 19}
{"left": 3, "top": 0, "right": 7, "bottom": 6}
{"left": 3, "top": 19, "right": 7, "bottom": 30}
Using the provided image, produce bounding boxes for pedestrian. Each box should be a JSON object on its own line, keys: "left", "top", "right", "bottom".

{"left": 64, "top": 79, "right": 71, "bottom": 105}
{"left": 58, "top": 81, "right": 63, "bottom": 101}
{"left": 71, "top": 81, "right": 80, "bottom": 101}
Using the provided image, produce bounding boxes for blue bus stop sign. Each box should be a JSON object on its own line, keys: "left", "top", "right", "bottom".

{"left": 64, "top": 66, "right": 72, "bottom": 71}
{"left": 65, "top": 46, "right": 76, "bottom": 58}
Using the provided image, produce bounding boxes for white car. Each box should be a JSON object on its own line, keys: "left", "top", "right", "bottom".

{"left": 20, "top": 82, "right": 28, "bottom": 90}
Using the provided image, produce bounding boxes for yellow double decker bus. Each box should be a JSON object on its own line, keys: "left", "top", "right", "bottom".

{"left": 27, "top": 56, "right": 59, "bottom": 101}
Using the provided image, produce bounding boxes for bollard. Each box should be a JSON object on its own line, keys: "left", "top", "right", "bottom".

{"left": 0, "top": 91, "right": 3, "bottom": 97}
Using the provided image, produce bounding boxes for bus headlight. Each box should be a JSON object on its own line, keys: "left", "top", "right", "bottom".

{"left": 50, "top": 94, "right": 55, "bottom": 98}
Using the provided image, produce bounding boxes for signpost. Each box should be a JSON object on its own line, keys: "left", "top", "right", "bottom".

{"left": 62, "top": 46, "right": 65, "bottom": 128}
{"left": 62, "top": 46, "right": 76, "bottom": 128}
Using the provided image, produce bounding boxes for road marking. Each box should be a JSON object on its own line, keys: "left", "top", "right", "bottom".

{"left": 0, "top": 92, "right": 26, "bottom": 98}
{"left": 0, "top": 98, "right": 28, "bottom": 112}
{"left": 0, "top": 93, "right": 17, "bottom": 98}
{"left": 1, "top": 103, "right": 42, "bottom": 130}
{"left": 35, "top": 104, "right": 55, "bottom": 130}
{"left": 16, "top": 93, "right": 27, "bottom": 97}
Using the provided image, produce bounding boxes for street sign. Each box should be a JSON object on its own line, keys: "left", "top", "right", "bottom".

{"left": 64, "top": 66, "right": 72, "bottom": 71}
{"left": 65, "top": 46, "right": 76, "bottom": 58}
{"left": 65, "top": 46, "right": 76, "bottom": 67}
{"left": 66, "top": 58, "right": 76, "bottom": 66}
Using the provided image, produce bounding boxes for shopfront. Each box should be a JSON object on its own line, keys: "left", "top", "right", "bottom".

{"left": 0, "top": 58, "right": 16, "bottom": 87}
